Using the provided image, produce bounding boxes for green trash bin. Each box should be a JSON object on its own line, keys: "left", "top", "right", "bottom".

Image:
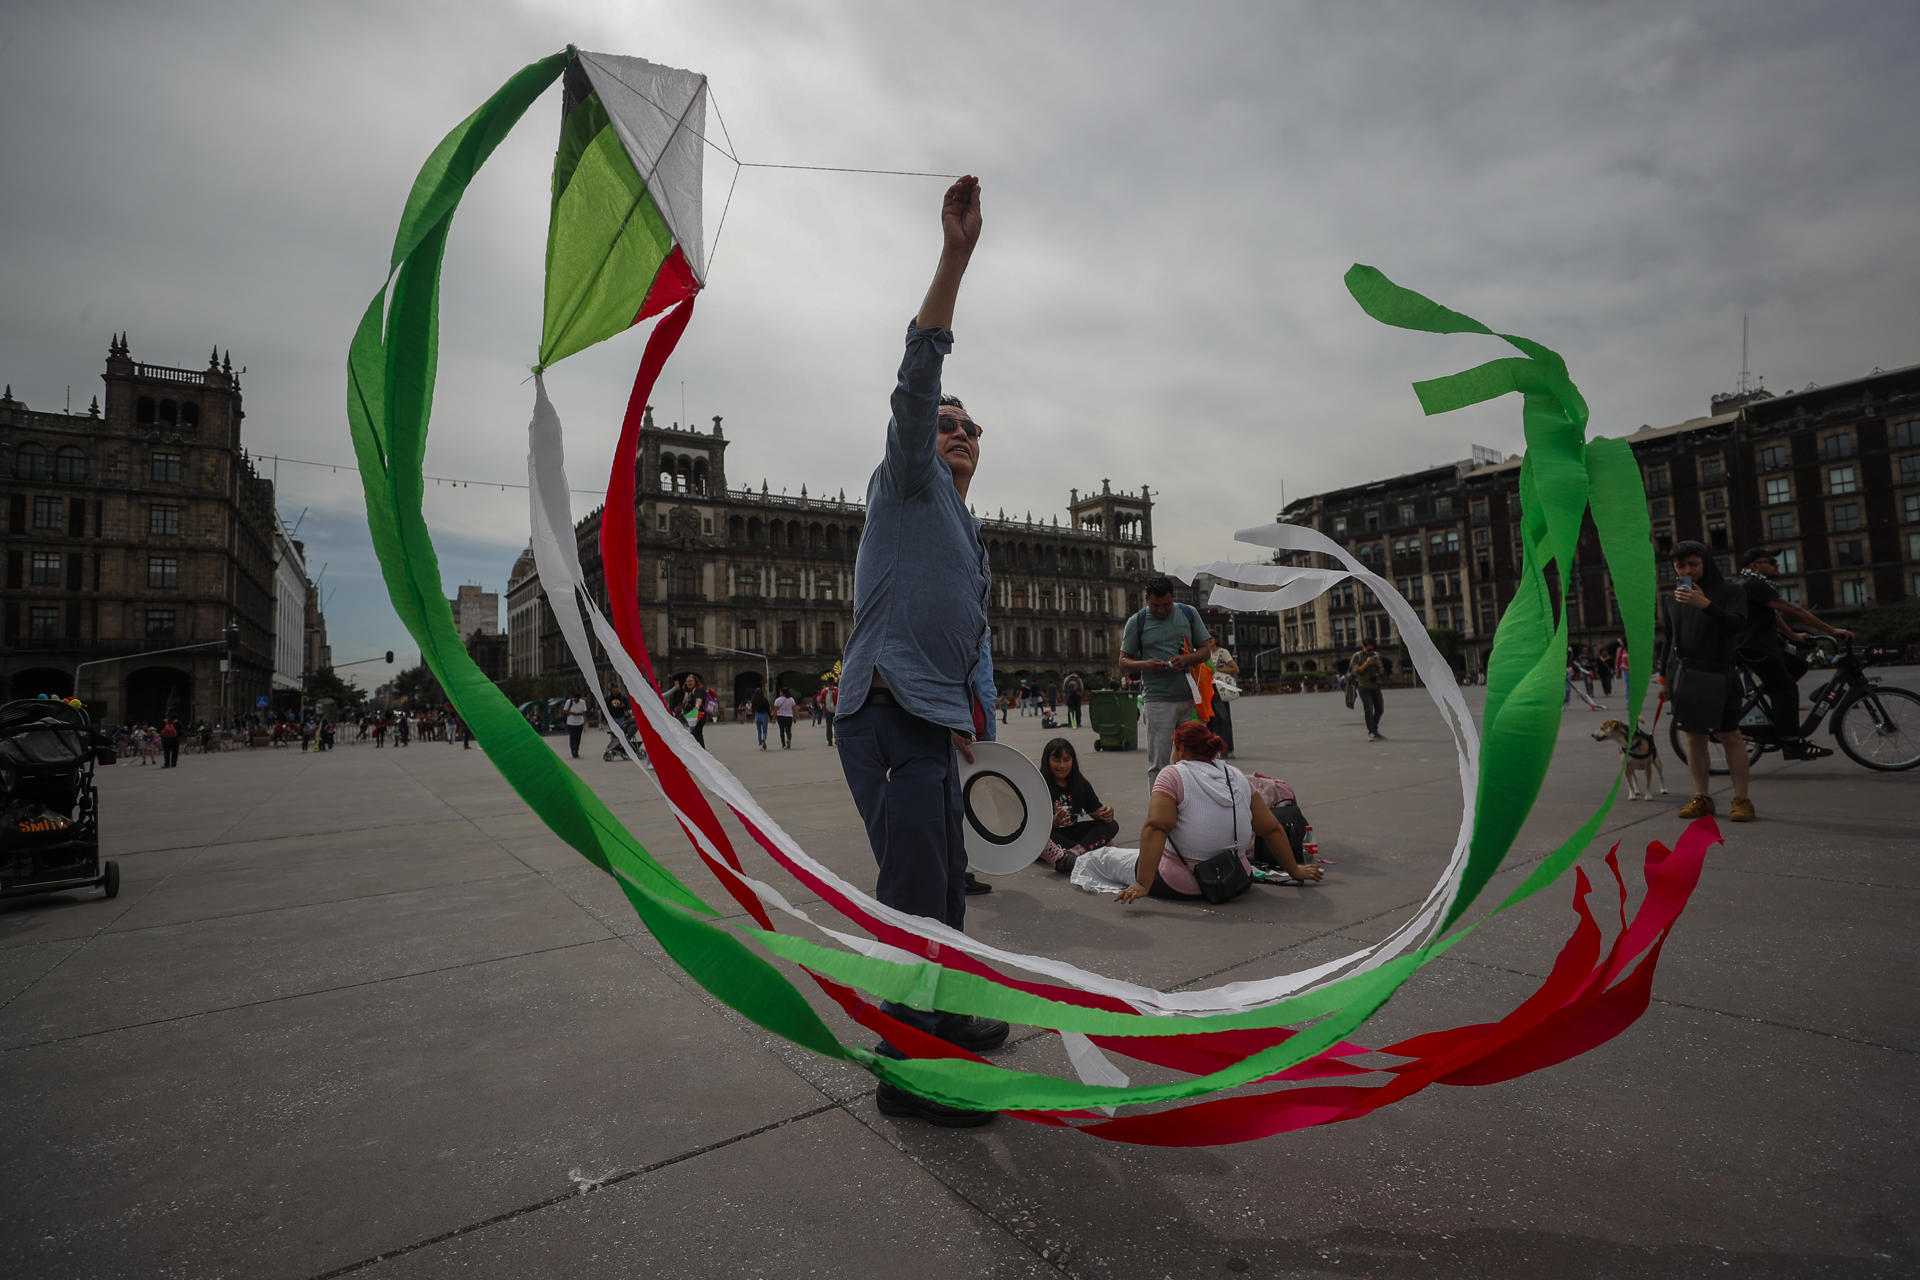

{"left": 1088, "top": 689, "right": 1140, "bottom": 752}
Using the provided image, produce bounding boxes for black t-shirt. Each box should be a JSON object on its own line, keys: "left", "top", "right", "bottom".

{"left": 607, "top": 692, "right": 631, "bottom": 719}
{"left": 1738, "top": 572, "right": 1783, "bottom": 657}
{"left": 1665, "top": 583, "right": 1748, "bottom": 667}
{"left": 1046, "top": 773, "right": 1104, "bottom": 821}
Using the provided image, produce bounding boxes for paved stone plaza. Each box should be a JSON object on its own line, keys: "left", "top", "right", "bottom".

{"left": 3, "top": 676, "right": 1917, "bottom": 1278}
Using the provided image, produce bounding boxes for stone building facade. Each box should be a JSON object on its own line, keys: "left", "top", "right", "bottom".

{"left": 1261, "top": 363, "right": 1920, "bottom": 677}
{"left": 2, "top": 338, "right": 280, "bottom": 725}
{"left": 511, "top": 410, "right": 1157, "bottom": 704}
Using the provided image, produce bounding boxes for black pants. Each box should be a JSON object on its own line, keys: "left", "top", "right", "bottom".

{"left": 1359, "top": 686, "right": 1384, "bottom": 736}
{"left": 1747, "top": 648, "right": 1808, "bottom": 739}
{"left": 567, "top": 724, "right": 584, "bottom": 757}
{"left": 825, "top": 713, "right": 835, "bottom": 746}
{"left": 1066, "top": 699, "right": 1081, "bottom": 728}
{"left": 777, "top": 715, "right": 793, "bottom": 748}
{"left": 162, "top": 739, "right": 180, "bottom": 767}
{"left": 1208, "top": 698, "right": 1235, "bottom": 754}
{"left": 1055, "top": 817, "right": 1120, "bottom": 850}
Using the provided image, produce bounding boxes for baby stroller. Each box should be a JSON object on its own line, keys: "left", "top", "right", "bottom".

{"left": 0, "top": 699, "right": 119, "bottom": 902}
{"left": 602, "top": 714, "right": 648, "bottom": 765}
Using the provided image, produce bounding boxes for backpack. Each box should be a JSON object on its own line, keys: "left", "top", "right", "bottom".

{"left": 1247, "top": 772, "right": 1312, "bottom": 866}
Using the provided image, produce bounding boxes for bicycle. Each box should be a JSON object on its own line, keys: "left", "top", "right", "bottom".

{"left": 1668, "top": 637, "right": 1920, "bottom": 773}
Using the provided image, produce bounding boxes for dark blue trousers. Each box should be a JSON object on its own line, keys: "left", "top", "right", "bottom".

{"left": 836, "top": 702, "right": 967, "bottom": 1041}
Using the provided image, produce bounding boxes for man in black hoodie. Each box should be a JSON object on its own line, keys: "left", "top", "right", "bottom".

{"left": 1663, "top": 540, "right": 1755, "bottom": 822}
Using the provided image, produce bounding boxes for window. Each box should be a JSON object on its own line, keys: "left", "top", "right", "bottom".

{"left": 1895, "top": 419, "right": 1920, "bottom": 448}
{"left": 29, "top": 607, "right": 60, "bottom": 640}
{"left": 1911, "top": 532, "right": 1920, "bottom": 561}
{"left": 149, "top": 504, "right": 182, "bottom": 535}
{"left": 1901, "top": 455, "right": 1920, "bottom": 485}
{"left": 1764, "top": 477, "right": 1791, "bottom": 505}
{"left": 1759, "top": 444, "right": 1789, "bottom": 470}
{"left": 1332, "top": 517, "right": 1347, "bottom": 538}
{"left": 1831, "top": 502, "right": 1863, "bottom": 532}
{"left": 776, "top": 576, "right": 797, "bottom": 599}
{"left": 1834, "top": 539, "right": 1864, "bottom": 567}
{"left": 1471, "top": 500, "right": 1489, "bottom": 523}
{"left": 1436, "top": 496, "right": 1453, "bottom": 518}
{"left": 675, "top": 565, "right": 699, "bottom": 597}
{"left": 150, "top": 451, "right": 182, "bottom": 483}
{"left": 1708, "top": 520, "right": 1728, "bottom": 551}
{"left": 33, "top": 496, "right": 62, "bottom": 528}
{"left": 1474, "top": 528, "right": 1490, "bottom": 546}
{"left": 1645, "top": 465, "right": 1670, "bottom": 495}
{"left": 1356, "top": 544, "right": 1374, "bottom": 564}
{"left": 1822, "top": 433, "right": 1854, "bottom": 461}
{"left": 738, "top": 619, "right": 757, "bottom": 648}
{"left": 148, "top": 556, "right": 179, "bottom": 589}
{"left": 1840, "top": 577, "right": 1869, "bottom": 606}
{"left": 146, "top": 609, "right": 176, "bottom": 642}
{"left": 1827, "top": 466, "right": 1858, "bottom": 496}
{"left": 1446, "top": 531, "right": 1461, "bottom": 552}
{"left": 1480, "top": 608, "right": 1496, "bottom": 634}
{"left": 1768, "top": 512, "right": 1795, "bottom": 540}
{"left": 1650, "top": 498, "right": 1672, "bottom": 518}
{"left": 1391, "top": 538, "right": 1408, "bottom": 558}
{"left": 1429, "top": 533, "right": 1445, "bottom": 555}
{"left": 1906, "top": 494, "right": 1920, "bottom": 524}
{"left": 31, "top": 551, "right": 61, "bottom": 585}
{"left": 53, "top": 447, "right": 85, "bottom": 483}
{"left": 1399, "top": 504, "right": 1415, "bottom": 525}
{"left": 674, "top": 622, "right": 695, "bottom": 650}
{"left": 1700, "top": 455, "right": 1725, "bottom": 483}
{"left": 1777, "top": 582, "right": 1802, "bottom": 605}
{"left": 1776, "top": 548, "right": 1800, "bottom": 574}
{"left": 1476, "top": 555, "right": 1492, "bottom": 580}
{"left": 819, "top": 621, "right": 838, "bottom": 652}
{"left": 1703, "top": 490, "right": 1726, "bottom": 512}
{"left": 14, "top": 443, "right": 50, "bottom": 480}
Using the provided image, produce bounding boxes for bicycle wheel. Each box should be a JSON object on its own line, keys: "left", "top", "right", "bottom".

{"left": 1668, "top": 710, "right": 1766, "bottom": 775}
{"left": 1832, "top": 686, "right": 1920, "bottom": 771}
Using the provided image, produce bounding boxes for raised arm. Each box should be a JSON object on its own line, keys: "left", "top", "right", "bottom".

{"left": 915, "top": 175, "right": 981, "bottom": 331}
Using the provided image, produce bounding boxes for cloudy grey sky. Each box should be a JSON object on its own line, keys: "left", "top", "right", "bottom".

{"left": 5, "top": 0, "right": 1916, "bottom": 671}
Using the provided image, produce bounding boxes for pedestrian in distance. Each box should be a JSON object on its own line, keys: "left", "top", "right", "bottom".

{"left": 774, "top": 688, "right": 797, "bottom": 749}
{"left": 834, "top": 174, "right": 1008, "bottom": 1127}
{"left": 1350, "top": 638, "right": 1387, "bottom": 740}
{"left": 1736, "top": 546, "right": 1852, "bottom": 760}
{"left": 750, "top": 685, "right": 771, "bottom": 749}
{"left": 562, "top": 691, "right": 589, "bottom": 759}
{"left": 160, "top": 718, "right": 181, "bottom": 768}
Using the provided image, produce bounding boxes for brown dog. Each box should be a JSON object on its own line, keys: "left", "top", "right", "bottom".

{"left": 1591, "top": 718, "right": 1667, "bottom": 801}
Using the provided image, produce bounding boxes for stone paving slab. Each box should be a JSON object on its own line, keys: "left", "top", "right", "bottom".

{"left": 0, "top": 676, "right": 1914, "bottom": 1278}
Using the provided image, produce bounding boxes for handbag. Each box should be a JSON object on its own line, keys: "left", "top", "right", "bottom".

{"left": 1184, "top": 765, "right": 1251, "bottom": 904}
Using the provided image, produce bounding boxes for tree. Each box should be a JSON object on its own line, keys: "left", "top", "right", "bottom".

{"left": 390, "top": 663, "right": 445, "bottom": 709}
{"left": 306, "top": 669, "right": 368, "bottom": 715}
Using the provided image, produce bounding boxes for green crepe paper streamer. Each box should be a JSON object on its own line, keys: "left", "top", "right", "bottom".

{"left": 346, "top": 55, "right": 1665, "bottom": 1118}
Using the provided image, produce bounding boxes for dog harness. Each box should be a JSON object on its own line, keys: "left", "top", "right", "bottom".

{"left": 1622, "top": 730, "right": 1656, "bottom": 761}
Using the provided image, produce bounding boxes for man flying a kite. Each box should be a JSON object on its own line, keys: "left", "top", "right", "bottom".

{"left": 833, "top": 175, "right": 1009, "bottom": 1127}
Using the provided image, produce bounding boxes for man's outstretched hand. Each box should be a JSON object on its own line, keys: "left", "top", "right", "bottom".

{"left": 941, "top": 175, "right": 982, "bottom": 257}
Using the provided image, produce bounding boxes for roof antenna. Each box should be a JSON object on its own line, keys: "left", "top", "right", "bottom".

{"left": 1737, "top": 312, "right": 1757, "bottom": 395}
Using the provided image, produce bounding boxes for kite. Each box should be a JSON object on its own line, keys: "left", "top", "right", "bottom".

{"left": 346, "top": 47, "right": 1715, "bottom": 1144}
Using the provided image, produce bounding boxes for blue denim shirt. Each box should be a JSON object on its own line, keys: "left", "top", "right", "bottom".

{"left": 838, "top": 322, "right": 996, "bottom": 740}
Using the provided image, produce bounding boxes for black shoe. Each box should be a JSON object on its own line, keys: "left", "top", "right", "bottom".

{"left": 1783, "top": 741, "right": 1833, "bottom": 760}
{"left": 934, "top": 1012, "right": 1010, "bottom": 1053}
{"left": 875, "top": 1081, "right": 997, "bottom": 1127}
{"left": 1056, "top": 851, "right": 1078, "bottom": 875}
{"left": 964, "top": 871, "right": 992, "bottom": 895}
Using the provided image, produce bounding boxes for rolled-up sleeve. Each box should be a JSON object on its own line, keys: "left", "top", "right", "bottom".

{"left": 972, "top": 627, "right": 997, "bottom": 742}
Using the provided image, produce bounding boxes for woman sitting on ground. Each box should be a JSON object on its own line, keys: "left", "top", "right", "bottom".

{"left": 1102, "top": 720, "right": 1322, "bottom": 903}
{"left": 1037, "top": 737, "right": 1119, "bottom": 873}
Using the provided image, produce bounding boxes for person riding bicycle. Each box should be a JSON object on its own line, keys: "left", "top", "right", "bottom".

{"left": 1664, "top": 540, "right": 1756, "bottom": 823}
{"left": 1736, "top": 547, "right": 1853, "bottom": 761}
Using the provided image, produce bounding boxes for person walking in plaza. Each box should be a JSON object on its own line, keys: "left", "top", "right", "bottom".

{"left": 835, "top": 174, "right": 1008, "bottom": 1127}
{"left": 1119, "top": 576, "right": 1212, "bottom": 784}
{"left": 1063, "top": 673, "right": 1084, "bottom": 729}
{"left": 1206, "top": 645, "right": 1240, "bottom": 757}
{"left": 1736, "top": 546, "right": 1853, "bottom": 759}
{"left": 749, "top": 685, "right": 771, "bottom": 749}
{"left": 1665, "top": 540, "right": 1756, "bottom": 822}
{"left": 562, "top": 691, "right": 589, "bottom": 759}
{"left": 1350, "top": 637, "right": 1387, "bottom": 740}
{"left": 823, "top": 679, "right": 838, "bottom": 747}
{"left": 160, "top": 718, "right": 181, "bottom": 768}
{"left": 774, "top": 688, "right": 797, "bottom": 748}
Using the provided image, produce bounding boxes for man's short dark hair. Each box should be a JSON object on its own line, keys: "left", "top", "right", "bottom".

{"left": 1145, "top": 575, "right": 1176, "bottom": 598}
{"left": 1362, "top": 638, "right": 1377, "bottom": 649}
{"left": 938, "top": 393, "right": 966, "bottom": 412}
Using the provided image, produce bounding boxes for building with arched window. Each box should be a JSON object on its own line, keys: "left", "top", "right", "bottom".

{"left": 1, "top": 337, "right": 283, "bottom": 724}
{"left": 507, "top": 408, "right": 1158, "bottom": 705}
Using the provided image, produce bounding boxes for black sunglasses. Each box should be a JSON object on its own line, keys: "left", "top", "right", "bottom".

{"left": 937, "top": 412, "right": 982, "bottom": 439}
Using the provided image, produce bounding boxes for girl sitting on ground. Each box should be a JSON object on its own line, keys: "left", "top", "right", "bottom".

{"left": 1037, "top": 737, "right": 1119, "bottom": 873}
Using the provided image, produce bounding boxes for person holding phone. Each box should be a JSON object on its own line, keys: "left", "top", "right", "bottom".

{"left": 1664, "top": 541, "right": 1755, "bottom": 822}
